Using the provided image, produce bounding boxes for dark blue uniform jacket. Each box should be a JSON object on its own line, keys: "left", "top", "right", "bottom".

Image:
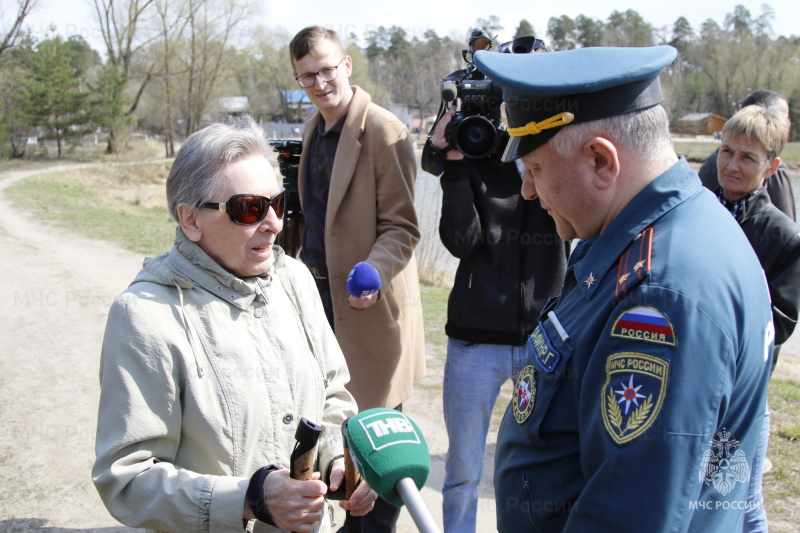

{"left": 494, "top": 157, "right": 774, "bottom": 532}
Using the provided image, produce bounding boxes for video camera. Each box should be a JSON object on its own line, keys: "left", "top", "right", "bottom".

{"left": 268, "top": 139, "right": 302, "bottom": 218}
{"left": 422, "top": 29, "right": 545, "bottom": 174}
{"left": 269, "top": 139, "right": 303, "bottom": 256}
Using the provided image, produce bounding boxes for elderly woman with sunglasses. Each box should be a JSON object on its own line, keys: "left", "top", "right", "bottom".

{"left": 93, "top": 118, "right": 376, "bottom": 533}
{"left": 715, "top": 104, "right": 800, "bottom": 532}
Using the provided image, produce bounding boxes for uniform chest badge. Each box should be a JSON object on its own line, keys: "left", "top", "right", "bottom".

{"left": 528, "top": 324, "right": 561, "bottom": 373}
{"left": 601, "top": 352, "right": 669, "bottom": 444}
{"left": 512, "top": 365, "right": 537, "bottom": 424}
{"left": 611, "top": 306, "right": 676, "bottom": 346}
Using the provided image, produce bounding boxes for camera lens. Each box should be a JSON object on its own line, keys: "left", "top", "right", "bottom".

{"left": 454, "top": 116, "right": 498, "bottom": 159}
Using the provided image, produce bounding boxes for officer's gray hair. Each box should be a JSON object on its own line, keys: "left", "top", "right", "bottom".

{"left": 166, "top": 116, "right": 277, "bottom": 222}
{"left": 548, "top": 105, "right": 673, "bottom": 160}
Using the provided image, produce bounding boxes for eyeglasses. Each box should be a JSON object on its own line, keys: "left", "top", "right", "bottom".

{"left": 295, "top": 57, "right": 346, "bottom": 88}
{"left": 200, "top": 190, "right": 286, "bottom": 225}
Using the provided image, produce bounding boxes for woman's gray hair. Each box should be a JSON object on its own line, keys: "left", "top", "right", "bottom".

{"left": 548, "top": 105, "right": 673, "bottom": 160}
{"left": 166, "top": 116, "right": 276, "bottom": 222}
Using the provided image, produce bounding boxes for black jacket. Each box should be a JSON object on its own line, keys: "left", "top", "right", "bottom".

{"left": 438, "top": 156, "right": 567, "bottom": 345}
{"left": 737, "top": 187, "right": 800, "bottom": 348}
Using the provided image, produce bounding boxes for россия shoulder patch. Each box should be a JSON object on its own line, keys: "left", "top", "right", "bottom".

{"left": 611, "top": 306, "right": 676, "bottom": 347}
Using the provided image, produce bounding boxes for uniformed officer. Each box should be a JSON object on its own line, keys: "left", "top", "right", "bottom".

{"left": 473, "top": 46, "right": 775, "bottom": 532}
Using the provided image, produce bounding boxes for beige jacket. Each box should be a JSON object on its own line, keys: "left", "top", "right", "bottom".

{"left": 93, "top": 230, "right": 356, "bottom": 532}
{"left": 299, "top": 86, "right": 426, "bottom": 410}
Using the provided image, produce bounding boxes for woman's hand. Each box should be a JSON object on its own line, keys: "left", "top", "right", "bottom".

{"left": 263, "top": 469, "right": 328, "bottom": 533}
{"left": 328, "top": 458, "right": 378, "bottom": 516}
{"left": 341, "top": 476, "right": 378, "bottom": 516}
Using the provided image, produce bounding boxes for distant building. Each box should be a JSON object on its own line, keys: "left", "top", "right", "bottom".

{"left": 282, "top": 90, "right": 314, "bottom": 122}
{"left": 677, "top": 112, "right": 727, "bottom": 136}
{"left": 217, "top": 96, "right": 251, "bottom": 121}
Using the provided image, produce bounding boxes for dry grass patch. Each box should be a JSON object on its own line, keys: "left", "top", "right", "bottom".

{"left": 5, "top": 161, "right": 176, "bottom": 255}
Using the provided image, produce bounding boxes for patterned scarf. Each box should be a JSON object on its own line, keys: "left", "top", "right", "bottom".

{"left": 715, "top": 186, "right": 764, "bottom": 223}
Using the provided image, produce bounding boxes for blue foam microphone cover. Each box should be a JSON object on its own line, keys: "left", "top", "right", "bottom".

{"left": 345, "top": 408, "right": 430, "bottom": 507}
{"left": 347, "top": 262, "right": 382, "bottom": 297}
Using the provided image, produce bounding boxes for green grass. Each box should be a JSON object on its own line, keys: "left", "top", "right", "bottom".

{"left": 420, "top": 282, "right": 449, "bottom": 351}
{"left": 0, "top": 137, "right": 166, "bottom": 170}
{"left": 780, "top": 143, "right": 800, "bottom": 168}
{"left": 4, "top": 164, "right": 175, "bottom": 255}
{"left": 765, "top": 379, "right": 800, "bottom": 526}
{"left": 673, "top": 139, "right": 722, "bottom": 162}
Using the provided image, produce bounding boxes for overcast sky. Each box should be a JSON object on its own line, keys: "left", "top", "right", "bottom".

{"left": 18, "top": 0, "right": 799, "bottom": 53}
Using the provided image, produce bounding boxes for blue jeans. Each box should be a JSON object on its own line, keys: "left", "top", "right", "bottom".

{"left": 743, "top": 405, "right": 770, "bottom": 532}
{"left": 442, "top": 339, "right": 527, "bottom": 533}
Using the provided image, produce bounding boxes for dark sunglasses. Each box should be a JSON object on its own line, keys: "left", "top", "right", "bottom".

{"left": 200, "top": 190, "right": 286, "bottom": 225}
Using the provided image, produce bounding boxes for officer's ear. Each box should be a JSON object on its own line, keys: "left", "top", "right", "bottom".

{"left": 582, "top": 136, "right": 620, "bottom": 191}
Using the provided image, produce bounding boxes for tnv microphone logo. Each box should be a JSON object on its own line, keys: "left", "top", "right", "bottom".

{"left": 359, "top": 412, "right": 421, "bottom": 450}
{"left": 365, "top": 417, "right": 415, "bottom": 438}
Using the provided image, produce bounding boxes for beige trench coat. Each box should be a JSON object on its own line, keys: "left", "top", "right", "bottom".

{"left": 299, "top": 86, "right": 426, "bottom": 410}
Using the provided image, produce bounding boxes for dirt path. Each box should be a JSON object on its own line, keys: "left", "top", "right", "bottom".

{"left": 1, "top": 165, "right": 797, "bottom": 532}
{"left": 0, "top": 166, "right": 143, "bottom": 532}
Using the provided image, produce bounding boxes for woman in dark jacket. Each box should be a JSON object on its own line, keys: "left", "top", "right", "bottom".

{"left": 715, "top": 104, "right": 800, "bottom": 532}
{"left": 716, "top": 106, "right": 800, "bottom": 363}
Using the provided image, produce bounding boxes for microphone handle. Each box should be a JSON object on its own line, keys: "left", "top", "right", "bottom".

{"left": 395, "top": 477, "right": 441, "bottom": 533}
{"left": 342, "top": 420, "right": 363, "bottom": 533}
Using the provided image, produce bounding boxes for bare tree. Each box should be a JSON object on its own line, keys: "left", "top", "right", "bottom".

{"left": 179, "top": 0, "right": 256, "bottom": 136}
{"left": 0, "top": 0, "right": 39, "bottom": 56}
{"left": 154, "top": 0, "right": 189, "bottom": 157}
{"left": 241, "top": 29, "right": 296, "bottom": 122}
{"left": 92, "top": 0, "right": 157, "bottom": 153}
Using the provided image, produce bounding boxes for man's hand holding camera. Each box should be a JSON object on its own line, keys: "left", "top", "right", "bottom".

{"left": 430, "top": 107, "right": 464, "bottom": 161}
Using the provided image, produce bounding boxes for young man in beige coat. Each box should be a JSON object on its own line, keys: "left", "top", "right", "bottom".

{"left": 289, "top": 26, "right": 426, "bottom": 532}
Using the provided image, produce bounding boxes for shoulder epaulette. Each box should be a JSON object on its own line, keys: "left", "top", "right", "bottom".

{"left": 615, "top": 227, "right": 653, "bottom": 301}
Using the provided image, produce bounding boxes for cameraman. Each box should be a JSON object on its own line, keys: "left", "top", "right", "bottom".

{"left": 429, "top": 45, "right": 568, "bottom": 531}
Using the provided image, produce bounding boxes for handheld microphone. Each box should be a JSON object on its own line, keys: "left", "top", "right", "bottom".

{"left": 347, "top": 262, "right": 382, "bottom": 298}
{"left": 346, "top": 408, "right": 441, "bottom": 533}
{"left": 341, "top": 419, "right": 363, "bottom": 532}
{"left": 441, "top": 81, "right": 458, "bottom": 103}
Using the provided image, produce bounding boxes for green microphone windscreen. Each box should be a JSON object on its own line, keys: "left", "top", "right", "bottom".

{"left": 346, "top": 408, "right": 431, "bottom": 507}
